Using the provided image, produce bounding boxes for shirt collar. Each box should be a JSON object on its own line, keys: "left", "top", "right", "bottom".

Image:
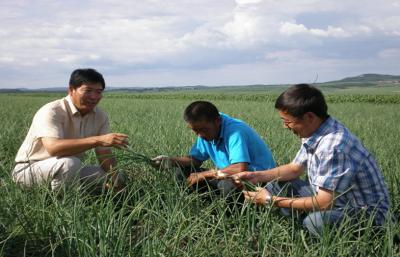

{"left": 210, "top": 112, "right": 226, "bottom": 145}
{"left": 65, "top": 95, "right": 97, "bottom": 116}
{"left": 302, "top": 116, "right": 333, "bottom": 151}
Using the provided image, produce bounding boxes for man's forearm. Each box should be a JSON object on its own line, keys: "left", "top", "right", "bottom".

{"left": 171, "top": 156, "right": 202, "bottom": 168}
{"left": 42, "top": 137, "right": 100, "bottom": 157}
{"left": 257, "top": 163, "right": 304, "bottom": 183}
{"left": 271, "top": 195, "right": 332, "bottom": 211}
{"left": 99, "top": 157, "right": 117, "bottom": 173}
{"left": 220, "top": 162, "right": 248, "bottom": 176}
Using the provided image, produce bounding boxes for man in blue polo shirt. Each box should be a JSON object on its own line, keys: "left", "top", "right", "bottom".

{"left": 152, "top": 101, "right": 275, "bottom": 194}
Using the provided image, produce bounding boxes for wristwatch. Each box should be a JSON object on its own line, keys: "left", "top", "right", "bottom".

{"left": 215, "top": 169, "right": 227, "bottom": 179}
{"left": 265, "top": 191, "right": 272, "bottom": 204}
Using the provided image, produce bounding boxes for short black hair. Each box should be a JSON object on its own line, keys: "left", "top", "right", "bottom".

{"left": 275, "top": 84, "right": 328, "bottom": 119}
{"left": 184, "top": 101, "right": 220, "bottom": 123}
{"left": 69, "top": 68, "right": 105, "bottom": 90}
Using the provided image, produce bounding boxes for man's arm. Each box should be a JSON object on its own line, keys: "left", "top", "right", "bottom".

{"left": 41, "top": 133, "right": 128, "bottom": 157}
{"left": 271, "top": 188, "right": 334, "bottom": 211}
{"left": 169, "top": 156, "right": 203, "bottom": 168}
{"left": 187, "top": 162, "right": 248, "bottom": 186}
{"left": 244, "top": 187, "right": 335, "bottom": 211}
{"left": 219, "top": 162, "right": 248, "bottom": 175}
{"left": 95, "top": 147, "right": 126, "bottom": 191}
{"left": 233, "top": 163, "right": 304, "bottom": 185}
{"left": 95, "top": 148, "right": 116, "bottom": 172}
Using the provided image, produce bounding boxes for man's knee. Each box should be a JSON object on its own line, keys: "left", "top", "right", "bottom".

{"left": 303, "top": 210, "right": 345, "bottom": 236}
{"left": 303, "top": 212, "right": 325, "bottom": 236}
{"left": 56, "top": 157, "right": 83, "bottom": 180}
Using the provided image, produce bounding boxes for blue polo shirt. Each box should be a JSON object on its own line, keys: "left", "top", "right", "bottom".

{"left": 189, "top": 113, "right": 276, "bottom": 171}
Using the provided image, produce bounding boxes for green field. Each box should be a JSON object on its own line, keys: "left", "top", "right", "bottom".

{"left": 0, "top": 90, "right": 399, "bottom": 256}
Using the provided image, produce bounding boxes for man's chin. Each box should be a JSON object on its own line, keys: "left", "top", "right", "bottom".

{"left": 289, "top": 129, "right": 300, "bottom": 137}
{"left": 79, "top": 105, "right": 96, "bottom": 114}
{"left": 84, "top": 103, "right": 97, "bottom": 110}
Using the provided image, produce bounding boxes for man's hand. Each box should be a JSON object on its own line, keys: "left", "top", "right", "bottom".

{"left": 187, "top": 170, "right": 217, "bottom": 186}
{"left": 106, "top": 171, "right": 127, "bottom": 193}
{"left": 96, "top": 133, "right": 129, "bottom": 148}
{"left": 187, "top": 172, "right": 207, "bottom": 186}
{"left": 243, "top": 187, "right": 272, "bottom": 205}
{"left": 151, "top": 155, "right": 173, "bottom": 170}
{"left": 231, "top": 171, "right": 258, "bottom": 188}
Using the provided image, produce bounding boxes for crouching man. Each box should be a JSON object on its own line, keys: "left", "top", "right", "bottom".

{"left": 153, "top": 100, "right": 276, "bottom": 195}
{"left": 12, "top": 68, "right": 128, "bottom": 192}
{"left": 233, "top": 84, "right": 390, "bottom": 236}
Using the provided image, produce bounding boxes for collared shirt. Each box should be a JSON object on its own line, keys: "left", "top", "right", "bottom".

{"left": 189, "top": 113, "right": 276, "bottom": 171}
{"left": 293, "top": 117, "right": 390, "bottom": 223}
{"left": 15, "top": 95, "right": 110, "bottom": 163}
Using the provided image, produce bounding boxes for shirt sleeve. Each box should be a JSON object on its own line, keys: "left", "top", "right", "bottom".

{"left": 98, "top": 114, "right": 110, "bottom": 135}
{"left": 292, "top": 146, "right": 307, "bottom": 168}
{"left": 34, "top": 107, "right": 64, "bottom": 139}
{"left": 189, "top": 138, "right": 210, "bottom": 162}
{"left": 227, "top": 130, "right": 251, "bottom": 164}
{"left": 313, "top": 149, "right": 355, "bottom": 193}
{"left": 95, "top": 114, "right": 111, "bottom": 152}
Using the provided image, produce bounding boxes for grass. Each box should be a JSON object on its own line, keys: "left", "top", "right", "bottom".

{"left": 0, "top": 92, "right": 399, "bottom": 256}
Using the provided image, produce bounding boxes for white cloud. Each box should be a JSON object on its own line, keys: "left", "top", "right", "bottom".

{"left": 280, "top": 22, "right": 349, "bottom": 37}
{"left": 235, "top": 0, "right": 264, "bottom": 5}
{"left": 0, "top": 56, "right": 15, "bottom": 63}
{"left": 378, "top": 48, "right": 400, "bottom": 59}
{"left": 279, "top": 22, "right": 308, "bottom": 36}
{"left": 0, "top": 0, "right": 399, "bottom": 88}
{"left": 265, "top": 50, "right": 310, "bottom": 62}
{"left": 373, "top": 16, "right": 400, "bottom": 36}
{"left": 57, "top": 54, "right": 80, "bottom": 64}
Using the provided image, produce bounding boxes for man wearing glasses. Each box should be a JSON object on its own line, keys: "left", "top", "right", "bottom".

{"left": 233, "top": 84, "right": 390, "bottom": 236}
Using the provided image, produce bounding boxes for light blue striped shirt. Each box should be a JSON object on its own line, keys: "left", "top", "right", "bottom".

{"left": 293, "top": 117, "right": 390, "bottom": 224}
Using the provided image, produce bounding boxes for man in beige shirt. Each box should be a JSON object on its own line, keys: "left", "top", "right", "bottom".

{"left": 12, "top": 68, "right": 128, "bottom": 192}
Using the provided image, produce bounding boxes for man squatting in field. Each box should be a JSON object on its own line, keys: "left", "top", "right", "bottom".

{"left": 233, "top": 84, "right": 390, "bottom": 236}
{"left": 12, "top": 68, "right": 128, "bottom": 192}
{"left": 152, "top": 101, "right": 276, "bottom": 195}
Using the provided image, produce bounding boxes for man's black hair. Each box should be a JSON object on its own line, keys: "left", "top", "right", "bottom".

{"left": 69, "top": 68, "right": 105, "bottom": 90}
{"left": 275, "top": 84, "right": 328, "bottom": 119}
{"left": 184, "top": 101, "right": 220, "bottom": 122}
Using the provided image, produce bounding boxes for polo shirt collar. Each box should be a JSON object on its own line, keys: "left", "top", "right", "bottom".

{"left": 65, "top": 95, "right": 97, "bottom": 116}
{"left": 302, "top": 116, "right": 333, "bottom": 151}
{"left": 211, "top": 112, "right": 226, "bottom": 145}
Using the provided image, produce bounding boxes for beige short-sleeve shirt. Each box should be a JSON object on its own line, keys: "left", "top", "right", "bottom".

{"left": 15, "top": 95, "right": 110, "bottom": 163}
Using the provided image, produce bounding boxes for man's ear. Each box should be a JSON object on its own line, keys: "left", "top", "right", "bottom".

{"left": 304, "top": 112, "right": 318, "bottom": 123}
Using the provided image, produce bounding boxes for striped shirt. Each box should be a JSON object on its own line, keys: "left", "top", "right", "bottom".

{"left": 293, "top": 117, "right": 390, "bottom": 224}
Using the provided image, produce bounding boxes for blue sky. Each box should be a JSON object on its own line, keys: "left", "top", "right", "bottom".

{"left": 0, "top": 0, "right": 399, "bottom": 89}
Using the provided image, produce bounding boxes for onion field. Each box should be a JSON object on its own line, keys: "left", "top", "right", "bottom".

{"left": 0, "top": 91, "right": 399, "bottom": 257}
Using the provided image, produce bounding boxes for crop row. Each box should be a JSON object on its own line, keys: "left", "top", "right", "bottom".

{"left": 107, "top": 93, "right": 400, "bottom": 104}
{"left": 3, "top": 92, "right": 400, "bottom": 104}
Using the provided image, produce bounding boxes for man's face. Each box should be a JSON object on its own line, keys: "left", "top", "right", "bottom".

{"left": 187, "top": 117, "right": 221, "bottom": 141}
{"left": 278, "top": 110, "right": 315, "bottom": 138}
{"left": 69, "top": 83, "right": 103, "bottom": 115}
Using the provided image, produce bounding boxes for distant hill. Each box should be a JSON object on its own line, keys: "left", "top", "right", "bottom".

{"left": 331, "top": 74, "right": 400, "bottom": 83}
{"left": 318, "top": 73, "right": 400, "bottom": 89}
{"left": 1, "top": 73, "right": 399, "bottom": 93}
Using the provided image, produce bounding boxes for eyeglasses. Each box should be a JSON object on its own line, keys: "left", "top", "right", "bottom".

{"left": 281, "top": 117, "right": 303, "bottom": 126}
